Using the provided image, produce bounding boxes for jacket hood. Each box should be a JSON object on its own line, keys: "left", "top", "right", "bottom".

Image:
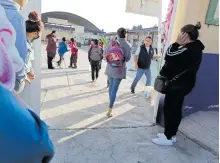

{"left": 187, "top": 40, "right": 205, "bottom": 51}
{"left": 0, "top": 0, "right": 19, "bottom": 10}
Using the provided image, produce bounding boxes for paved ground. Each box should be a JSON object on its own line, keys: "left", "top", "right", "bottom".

{"left": 179, "top": 111, "right": 219, "bottom": 155}
{"left": 40, "top": 47, "right": 218, "bottom": 163}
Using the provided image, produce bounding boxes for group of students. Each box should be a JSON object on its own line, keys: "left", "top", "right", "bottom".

{"left": 46, "top": 31, "right": 79, "bottom": 69}
{"left": 0, "top": 0, "right": 54, "bottom": 162}
{"left": 0, "top": 1, "right": 205, "bottom": 161}
{"left": 102, "top": 23, "right": 204, "bottom": 146}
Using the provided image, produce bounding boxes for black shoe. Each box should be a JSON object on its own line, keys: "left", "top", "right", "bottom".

{"left": 72, "top": 67, "right": 77, "bottom": 69}
{"left": 48, "top": 67, "right": 55, "bottom": 69}
{"left": 131, "top": 89, "right": 135, "bottom": 94}
{"left": 68, "top": 66, "right": 73, "bottom": 68}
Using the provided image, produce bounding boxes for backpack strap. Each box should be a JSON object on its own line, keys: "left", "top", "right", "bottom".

{"left": 110, "top": 40, "right": 120, "bottom": 47}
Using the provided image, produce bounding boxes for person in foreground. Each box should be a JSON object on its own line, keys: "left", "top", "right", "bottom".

{"left": 0, "top": 21, "right": 54, "bottom": 162}
{"left": 105, "top": 28, "right": 131, "bottom": 117}
{"left": 0, "top": 0, "right": 29, "bottom": 93}
{"left": 152, "top": 22, "right": 204, "bottom": 146}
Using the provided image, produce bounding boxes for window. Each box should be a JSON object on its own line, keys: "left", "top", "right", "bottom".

{"left": 205, "top": 0, "right": 219, "bottom": 25}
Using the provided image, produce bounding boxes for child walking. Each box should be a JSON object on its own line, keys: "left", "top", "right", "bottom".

{"left": 69, "top": 38, "right": 78, "bottom": 68}
{"left": 57, "top": 37, "right": 68, "bottom": 67}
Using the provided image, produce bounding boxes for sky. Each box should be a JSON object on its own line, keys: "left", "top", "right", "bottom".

{"left": 42, "top": 0, "right": 170, "bottom": 32}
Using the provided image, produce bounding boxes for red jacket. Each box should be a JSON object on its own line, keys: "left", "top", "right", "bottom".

{"left": 69, "top": 41, "right": 78, "bottom": 55}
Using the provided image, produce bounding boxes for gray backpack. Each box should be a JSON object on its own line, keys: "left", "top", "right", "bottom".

{"left": 90, "top": 46, "right": 102, "bottom": 61}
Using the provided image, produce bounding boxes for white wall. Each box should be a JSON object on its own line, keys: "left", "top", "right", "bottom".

{"left": 20, "top": 0, "right": 41, "bottom": 115}
{"left": 71, "top": 23, "right": 84, "bottom": 34}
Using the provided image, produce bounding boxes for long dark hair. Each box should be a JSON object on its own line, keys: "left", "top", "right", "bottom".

{"left": 26, "top": 11, "right": 44, "bottom": 33}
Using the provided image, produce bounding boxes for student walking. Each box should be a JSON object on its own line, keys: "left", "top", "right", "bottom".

{"left": 105, "top": 28, "right": 131, "bottom": 117}
{"left": 130, "top": 36, "right": 160, "bottom": 96}
{"left": 69, "top": 38, "right": 78, "bottom": 68}
{"left": 57, "top": 37, "right": 68, "bottom": 67}
{"left": 88, "top": 39, "right": 103, "bottom": 82}
{"left": 152, "top": 22, "right": 204, "bottom": 146}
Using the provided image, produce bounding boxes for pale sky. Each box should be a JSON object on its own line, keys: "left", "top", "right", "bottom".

{"left": 42, "top": 0, "right": 169, "bottom": 32}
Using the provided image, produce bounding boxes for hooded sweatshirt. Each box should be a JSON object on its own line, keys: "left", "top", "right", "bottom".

{"left": 0, "top": 84, "right": 54, "bottom": 163}
{"left": 0, "top": 0, "right": 27, "bottom": 81}
{"left": 0, "top": 0, "right": 27, "bottom": 61}
{"left": 0, "top": 5, "right": 24, "bottom": 86}
{"left": 69, "top": 41, "right": 78, "bottom": 55}
{"left": 58, "top": 41, "right": 68, "bottom": 55}
{"left": 160, "top": 40, "right": 205, "bottom": 93}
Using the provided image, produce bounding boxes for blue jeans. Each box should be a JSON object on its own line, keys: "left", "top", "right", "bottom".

{"left": 131, "top": 68, "right": 151, "bottom": 90}
{"left": 108, "top": 78, "right": 122, "bottom": 108}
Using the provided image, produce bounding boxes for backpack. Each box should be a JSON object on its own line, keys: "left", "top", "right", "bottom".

{"left": 89, "top": 46, "right": 102, "bottom": 61}
{"left": 106, "top": 40, "right": 124, "bottom": 67}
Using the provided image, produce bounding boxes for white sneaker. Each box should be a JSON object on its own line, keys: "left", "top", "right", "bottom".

{"left": 157, "top": 133, "right": 177, "bottom": 143}
{"left": 152, "top": 136, "right": 173, "bottom": 146}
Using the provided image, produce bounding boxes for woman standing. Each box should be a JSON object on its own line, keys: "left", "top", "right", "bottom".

{"left": 46, "top": 30, "right": 57, "bottom": 69}
{"left": 153, "top": 22, "right": 205, "bottom": 146}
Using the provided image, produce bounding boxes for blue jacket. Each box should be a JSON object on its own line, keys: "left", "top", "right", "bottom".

{"left": 0, "top": 84, "right": 54, "bottom": 163}
{"left": 58, "top": 42, "right": 68, "bottom": 55}
{"left": 0, "top": 0, "right": 27, "bottom": 80}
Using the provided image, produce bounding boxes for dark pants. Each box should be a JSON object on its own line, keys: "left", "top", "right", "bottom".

{"left": 90, "top": 60, "right": 100, "bottom": 81}
{"left": 99, "top": 60, "right": 102, "bottom": 70}
{"left": 164, "top": 93, "right": 185, "bottom": 139}
{"left": 47, "top": 52, "right": 56, "bottom": 69}
{"left": 107, "top": 78, "right": 109, "bottom": 87}
{"left": 57, "top": 55, "right": 64, "bottom": 66}
{"left": 70, "top": 54, "right": 77, "bottom": 67}
{"left": 47, "top": 56, "right": 54, "bottom": 68}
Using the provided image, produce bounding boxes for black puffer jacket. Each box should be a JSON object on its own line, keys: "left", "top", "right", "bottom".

{"left": 160, "top": 40, "right": 205, "bottom": 94}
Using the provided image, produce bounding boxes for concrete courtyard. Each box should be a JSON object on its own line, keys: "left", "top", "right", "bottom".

{"left": 40, "top": 47, "right": 218, "bottom": 163}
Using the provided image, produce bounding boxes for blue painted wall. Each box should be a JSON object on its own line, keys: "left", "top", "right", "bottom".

{"left": 157, "top": 53, "right": 219, "bottom": 125}
{"left": 183, "top": 53, "right": 219, "bottom": 117}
